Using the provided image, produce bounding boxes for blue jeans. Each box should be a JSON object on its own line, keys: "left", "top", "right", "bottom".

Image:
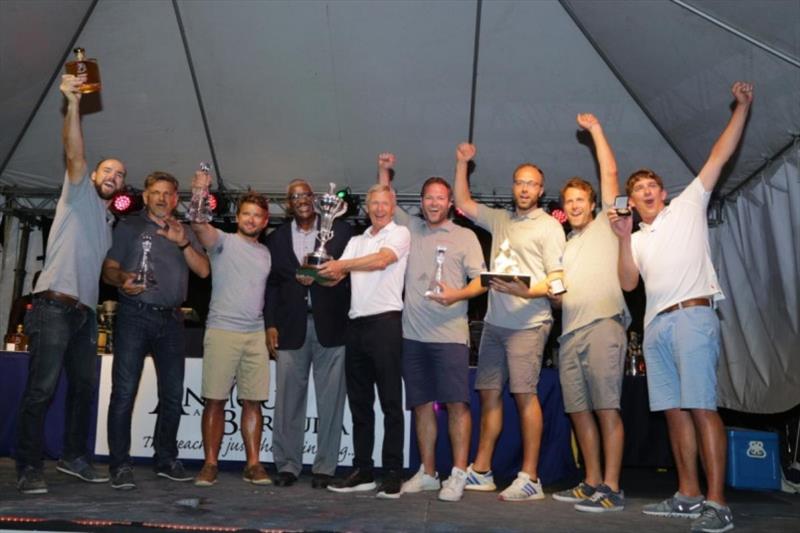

{"left": 107, "top": 300, "right": 185, "bottom": 471}
{"left": 16, "top": 295, "right": 98, "bottom": 471}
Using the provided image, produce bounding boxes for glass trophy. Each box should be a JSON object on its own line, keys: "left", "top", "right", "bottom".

{"left": 133, "top": 234, "right": 158, "bottom": 290}
{"left": 186, "top": 162, "right": 213, "bottom": 223}
{"left": 424, "top": 245, "right": 447, "bottom": 297}
{"left": 480, "top": 238, "right": 531, "bottom": 287}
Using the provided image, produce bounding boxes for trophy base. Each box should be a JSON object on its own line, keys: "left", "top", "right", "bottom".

{"left": 479, "top": 272, "right": 532, "bottom": 288}
{"left": 297, "top": 265, "right": 332, "bottom": 283}
{"left": 304, "top": 254, "right": 329, "bottom": 267}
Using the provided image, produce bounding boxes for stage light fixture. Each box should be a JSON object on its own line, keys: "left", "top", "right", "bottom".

{"left": 336, "top": 187, "right": 360, "bottom": 217}
{"left": 546, "top": 200, "right": 568, "bottom": 224}
{"left": 109, "top": 187, "right": 143, "bottom": 216}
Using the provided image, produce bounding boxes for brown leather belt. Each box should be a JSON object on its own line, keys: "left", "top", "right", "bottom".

{"left": 657, "top": 297, "right": 712, "bottom": 316}
{"left": 37, "top": 290, "right": 91, "bottom": 313}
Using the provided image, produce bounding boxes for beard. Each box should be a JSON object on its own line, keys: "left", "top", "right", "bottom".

{"left": 94, "top": 181, "right": 117, "bottom": 200}
{"left": 238, "top": 226, "right": 262, "bottom": 238}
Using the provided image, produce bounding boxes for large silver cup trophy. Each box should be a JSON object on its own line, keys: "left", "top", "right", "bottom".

{"left": 297, "top": 183, "right": 348, "bottom": 280}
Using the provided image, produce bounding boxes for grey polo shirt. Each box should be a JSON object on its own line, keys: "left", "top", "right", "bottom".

{"left": 561, "top": 208, "right": 630, "bottom": 338}
{"left": 475, "top": 204, "right": 565, "bottom": 330}
{"left": 395, "top": 210, "right": 485, "bottom": 344}
{"left": 34, "top": 171, "right": 113, "bottom": 308}
{"left": 106, "top": 210, "right": 202, "bottom": 307}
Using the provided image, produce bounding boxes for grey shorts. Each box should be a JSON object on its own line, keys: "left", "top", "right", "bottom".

{"left": 558, "top": 318, "right": 626, "bottom": 413}
{"left": 474, "top": 321, "right": 551, "bottom": 394}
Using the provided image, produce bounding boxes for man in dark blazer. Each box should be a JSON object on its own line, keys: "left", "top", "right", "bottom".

{"left": 265, "top": 179, "right": 351, "bottom": 489}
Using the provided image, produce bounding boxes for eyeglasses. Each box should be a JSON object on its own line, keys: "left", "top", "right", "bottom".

{"left": 513, "top": 180, "right": 540, "bottom": 189}
{"left": 289, "top": 192, "right": 313, "bottom": 201}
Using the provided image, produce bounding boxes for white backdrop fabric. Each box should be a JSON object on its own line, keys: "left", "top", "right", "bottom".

{"left": 712, "top": 144, "right": 800, "bottom": 413}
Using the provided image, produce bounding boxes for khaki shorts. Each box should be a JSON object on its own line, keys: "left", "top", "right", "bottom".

{"left": 558, "top": 318, "right": 626, "bottom": 413}
{"left": 202, "top": 328, "right": 270, "bottom": 401}
{"left": 475, "top": 321, "right": 550, "bottom": 394}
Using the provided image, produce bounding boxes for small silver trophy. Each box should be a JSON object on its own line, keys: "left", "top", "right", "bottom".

{"left": 298, "top": 183, "right": 348, "bottom": 280}
{"left": 425, "top": 245, "right": 447, "bottom": 297}
{"left": 133, "top": 234, "right": 158, "bottom": 289}
{"left": 186, "top": 162, "right": 213, "bottom": 223}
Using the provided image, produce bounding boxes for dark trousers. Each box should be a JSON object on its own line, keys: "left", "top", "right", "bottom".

{"left": 16, "top": 296, "right": 98, "bottom": 471}
{"left": 345, "top": 311, "right": 404, "bottom": 472}
{"left": 107, "top": 301, "right": 185, "bottom": 471}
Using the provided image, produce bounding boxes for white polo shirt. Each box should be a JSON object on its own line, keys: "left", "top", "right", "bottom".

{"left": 340, "top": 221, "right": 410, "bottom": 319}
{"left": 632, "top": 177, "right": 724, "bottom": 329}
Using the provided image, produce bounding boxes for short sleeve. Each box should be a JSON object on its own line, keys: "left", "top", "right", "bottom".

{"left": 463, "top": 230, "right": 486, "bottom": 279}
{"left": 542, "top": 219, "right": 566, "bottom": 273}
{"left": 382, "top": 225, "right": 411, "bottom": 260}
{"left": 475, "top": 204, "right": 507, "bottom": 233}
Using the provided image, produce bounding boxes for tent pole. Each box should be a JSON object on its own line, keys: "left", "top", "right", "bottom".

{"left": 670, "top": 0, "right": 800, "bottom": 69}
{"left": 467, "top": 0, "right": 483, "bottom": 143}
{"left": 558, "top": 0, "right": 698, "bottom": 177}
{"left": 0, "top": 0, "right": 99, "bottom": 180}
{"left": 11, "top": 220, "right": 31, "bottom": 305}
{"left": 172, "top": 0, "right": 225, "bottom": 191}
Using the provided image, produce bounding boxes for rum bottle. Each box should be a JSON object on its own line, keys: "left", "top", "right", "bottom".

{"left": 65, "top": 47, "right": 102, "bottom": 93}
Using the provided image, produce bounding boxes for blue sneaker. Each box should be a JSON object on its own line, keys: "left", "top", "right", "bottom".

{"left": 574, "top": 484, "right": 625, "bottom": 513}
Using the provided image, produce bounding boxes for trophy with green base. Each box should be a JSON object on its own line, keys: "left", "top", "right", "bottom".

{"left": 297, "top": 183, "right": 348, "bottom": 282}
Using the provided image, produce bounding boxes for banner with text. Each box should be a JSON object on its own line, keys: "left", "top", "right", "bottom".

{"left": 94, "top": 356, "right": 409, "bottom": 467}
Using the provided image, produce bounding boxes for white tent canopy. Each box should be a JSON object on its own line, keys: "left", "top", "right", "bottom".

{"left": 1, "top": 0, "right": 798, "bottom": 412}
{"left": 2, "top": 0, "right": 797, "bottom": 197}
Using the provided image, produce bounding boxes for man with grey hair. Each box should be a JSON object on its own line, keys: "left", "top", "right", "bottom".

{"left": 266, "top": 179, "right": 351, "bottom": 489}
{"left": 320, "top": 184, "right": 410, "bottom": 499}
{"left": 102, "top": 171, "right": 210, "bottom": 490}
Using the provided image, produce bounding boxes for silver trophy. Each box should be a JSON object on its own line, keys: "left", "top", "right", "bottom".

{"left": 186, "top": 161, "right": 213, "bottom": 223}
{"left": 133, "top": 233, "right": 158, "bottom": 289}
{"left": 425, "top": 245, "right": 447, "bottom": 297}
{"left": 298, "top": 183, "right": 348, "bottom": 278}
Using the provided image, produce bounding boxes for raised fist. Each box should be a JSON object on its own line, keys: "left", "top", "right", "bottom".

{"left": 456, "top": 143, "right": 476, "bottom": 163}
{"left": 731, "top": 81, "right": 754, "bottom": 106}
{"left": 377, "top": 152, "right": 396, "bottom": 170}
{"left": 576, "top": 113, "right": 600, "bottom": 131}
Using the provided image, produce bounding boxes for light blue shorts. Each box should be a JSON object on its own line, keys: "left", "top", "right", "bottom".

{"left": 643, "top": 306, "right": 721, "bottom": 411}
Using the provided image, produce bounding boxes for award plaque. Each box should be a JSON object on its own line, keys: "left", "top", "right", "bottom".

{"left": 297, "top": 183, "right": 348, "bottom": 282}
{"left": 480, "top": 238, "right": 531, "bottom": 288}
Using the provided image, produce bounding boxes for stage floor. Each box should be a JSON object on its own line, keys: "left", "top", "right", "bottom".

{"left": 0, "top": 459, "right": 797, "bottom": 532}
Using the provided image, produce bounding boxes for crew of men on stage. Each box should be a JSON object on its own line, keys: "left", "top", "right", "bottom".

{"left": 13, "top": 71, "right": 753, "bottom": 533}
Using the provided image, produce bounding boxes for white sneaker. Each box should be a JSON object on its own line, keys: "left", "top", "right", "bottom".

{"left": 464, "top": 463, "right": 496, "bottom": 492}
{"left": 438, "top": 467, "right": 468, "bottom": 502}
{"left": 401, "top": 465, "right": 440, "bottom": 494}
{"left": 498, "top": 472, "right": 545, "bottom": 502}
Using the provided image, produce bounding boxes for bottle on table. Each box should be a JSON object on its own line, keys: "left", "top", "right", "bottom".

{"left": 4, "top": 324, "right": 28, "bottom": 352}
{"left": 625, "top": 331, "right": 646, "bottom": 377}
{"left": 65, "top": 47, "right": 102, "bottom": 93}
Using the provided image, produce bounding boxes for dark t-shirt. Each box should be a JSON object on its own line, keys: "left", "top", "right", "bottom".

{"left": 106, "top": 210, "right": 201, "bottom": 307}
